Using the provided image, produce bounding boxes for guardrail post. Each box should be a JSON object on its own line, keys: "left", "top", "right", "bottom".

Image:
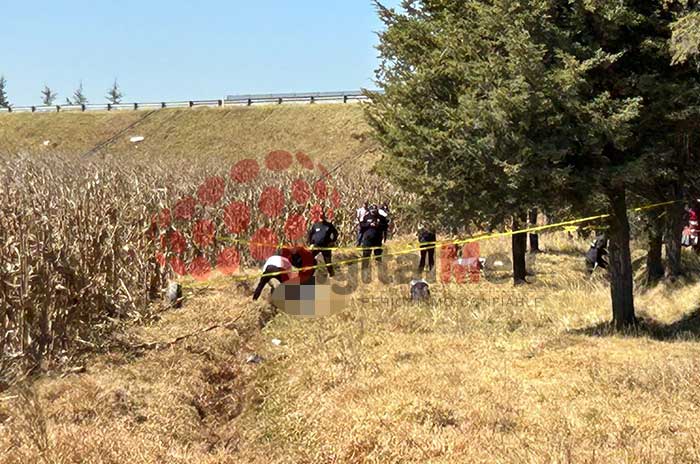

{"left": 278, "top": 97, "right": 282, "bottom": 104}
{"left": 310, "top": 96, "right": 315, "bottom": 104}
{"left": 8, "top": 107, "right": 12, "bottom": 113}
{"left": 56, "top": 105, "right": 61, "bottom": 112}
{"left": 189, "top": 101, "right": 194, "bottom": 108}
{"left": 161, "top": 102, "right": 166, "bottom": 109}
{"left": 247, "top": 98, "right": 252, "bottom": 106}
{"left": 343, "top": 95, "right": 348, "bottom": 103}
{"left": 134, "top": 103, "right": 138, "bottom": 110}
{"left": 107, "top": 103, "right": 112, "bottom": 111}
{"left": 31, "top": 106, "right": 35, "bottom": 113}
{"left": 218, "top": 99, "right": 223, "bottom": 107}
{"left": 81, "top": 104, "right": 86, "bottom": 112}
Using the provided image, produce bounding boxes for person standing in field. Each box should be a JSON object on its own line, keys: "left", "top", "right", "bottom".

{"left": 356, "top": 201, "right": 369, "bottom": 246}
{"left": 528, "top": 208, "right": 542, "bottom": 253}
{"left": 687, "top": 199, "right": 700, "bottom": 253}
{"left": 417, "top": 223, "right": 436, "bottom": 273}
{"left": 307, "top": 212, "right": 339, "bottom": 277}
{"left": 379, "top": 202, "right": 392, "bottom": 239}
{"left": 360, "top": 204, "right": 389, "bottom": 268}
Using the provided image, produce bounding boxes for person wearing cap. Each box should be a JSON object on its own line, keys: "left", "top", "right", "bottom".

{"left": 360, "top": 204, "right": 389, "bottom": 268}
{"left": 307, "top": 213, "right": 339, "bottom": 277}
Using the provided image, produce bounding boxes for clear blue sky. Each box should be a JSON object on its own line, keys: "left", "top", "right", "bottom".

{"left": 1, "top": 0, "right": 401, "bottom": 106}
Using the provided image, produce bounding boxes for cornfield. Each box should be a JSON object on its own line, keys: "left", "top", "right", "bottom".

{"left": 0, "top": 150, "right": 412, "bottom": 375}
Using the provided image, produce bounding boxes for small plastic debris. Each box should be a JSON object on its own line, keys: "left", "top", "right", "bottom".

{"left": 246, "top": 354, "right": 264, "bottom": 364}
{"left": 494, "top": 260, "right": 504, "bottom": 267}
{"left": 43, "top": 140, "right": 50, "bottom": 146}
{"left": 271, "top": 338, "right": 282, "bottom": 346}
{"left": 129, "top": 136, "right": 145, "bottom": 143}
{"left": 165, "top": 282, "right": 183, "bottom": 308}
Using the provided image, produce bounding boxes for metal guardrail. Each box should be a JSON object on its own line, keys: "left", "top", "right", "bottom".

{"left": 0, "top": 90, "right": 380, "bottom": 114}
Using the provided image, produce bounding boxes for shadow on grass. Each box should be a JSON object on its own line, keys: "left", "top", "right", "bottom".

{"left": 573, "top": 307, "right": 700, "bottom": 342}
{"left": 635, "top": 259, "right": 700, "bottom": 294}
{"left": 542, "top": 249, "right": 586, "bottom": 258}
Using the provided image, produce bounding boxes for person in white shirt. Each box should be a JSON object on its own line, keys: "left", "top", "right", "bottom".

{"left": 356, "top": 201, "right": 369, "bottom": 246}
{"left": 252, "top": 255, "right": 293, "bottom": 300}
{"left": 378, "top": 202, "right": 392, "bottom": 239}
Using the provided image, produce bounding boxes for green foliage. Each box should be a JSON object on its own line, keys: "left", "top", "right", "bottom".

{"left": 671, "top": 11, "right": 700, "bottom": 66}
{"left": 367, "top": 0, "right": 700, "bottom": 324}
{"left": 105, "top": 79, "right": 123, "bottom": 104}
{"left": 367, "top": 0, "right": 700, "bottom": 224}
{"left": 40, "top": 85, "right": 57, "bottom": 106}
{"left": 367, "top": 1, "right": 609, "bottom": 230}
{"left": 0, "top": 75, "right": 9, "bottom": 108}
{"left": 68, "top": 81, "right": 88, "bottom": 106}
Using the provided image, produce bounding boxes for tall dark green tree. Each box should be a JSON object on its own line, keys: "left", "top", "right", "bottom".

{"left": 368, "top": 0, "right": 700, "bottom": 329}
{"left": 0, "top": 75, "right": 9, "bottom": 108}
{"left": 366, "top": 1, "right": 576, "bottom": 284}
{"left": 625, "top": 2, "right": 700, "bottom": 283}
{"left": 41, "top": 85, "right": 57, "bottom": 106}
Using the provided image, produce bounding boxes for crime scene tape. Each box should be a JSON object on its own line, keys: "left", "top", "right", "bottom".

{"left": 213, "top": 199, "right": 680, "bottom": 253}
{"left": 182, "top": 199, "right": 681, "bottom": 288}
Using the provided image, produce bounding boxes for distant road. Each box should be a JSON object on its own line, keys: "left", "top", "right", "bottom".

{"left": 0, "top": 90, "right": 382, "bottom": 115}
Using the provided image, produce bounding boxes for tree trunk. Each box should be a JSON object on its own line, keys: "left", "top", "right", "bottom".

{"left": 528, "top": 208, "right": 541, "bottom": 253}
{"left": 512, "top": 214, "right": 528, "bottom": 285}
{"left": 607, "top": 186, "right": 636, "bottom": 329}
{"left": 645, "top": 218, "right": 664, "bottom": 285}
{"left": 665, "top": 199, "right": 685, "bottom": 280}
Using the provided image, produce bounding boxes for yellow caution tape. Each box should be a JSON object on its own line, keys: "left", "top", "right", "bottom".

{"left": 182, "top": 199, "right": 680, "bottom": 287}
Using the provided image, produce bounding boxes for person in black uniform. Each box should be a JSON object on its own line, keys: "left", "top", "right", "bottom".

{"left": 307, "top": 213, "right": 339, "bottom": 277}
{"left": 585, "top": 233, "right": 608, "bottom": 274}
{"left": 360, "top": 205, "right": 389, "bottom": 268}
{"left": 417, "top": 224, "right": 436, "bottom": 273}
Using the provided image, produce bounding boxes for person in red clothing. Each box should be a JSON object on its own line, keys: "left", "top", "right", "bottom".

{"left": 686, "top": 200, "right": 700, "bottom": 253}
{"left": 252, "top": 246, "right": 316, "bottom": 301}
{"left": 279, "top": 245, "right": 316, "bottom": 284}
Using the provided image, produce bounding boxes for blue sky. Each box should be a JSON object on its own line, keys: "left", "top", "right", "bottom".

{"left": 2, "top": 0, "right": 401, "bottom": 106}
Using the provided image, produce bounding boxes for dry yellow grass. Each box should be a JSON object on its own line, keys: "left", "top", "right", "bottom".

{"left": 0, "top": 105, "right": 379, "bottom": 171}
{"left": 0, "top": 104, "right": 398, "bottom": 373}
{"left": 2, "top": 105, "right": 700, "bottom": 463}
{"left": 3, "top": 233, "right": 700, "bottom": 463}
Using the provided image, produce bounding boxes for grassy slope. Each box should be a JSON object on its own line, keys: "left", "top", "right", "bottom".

{"left": 0, "top": 105, "right": 378, "bottom": 169}
{"left": 2, "top": 106, "right": 700, "bottom": 463}
{"left": 3, "top": 235, "right": 700, "bottom": 463}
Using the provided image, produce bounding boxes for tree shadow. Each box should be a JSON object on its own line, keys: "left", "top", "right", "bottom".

{"left": 634, "top": 252, "right": 700, "bottom": 292}
{"left": 543, "top": 249, "right": 586, "bottom": 258}
{"left": 571, "top": 306, "right": 700, "bottom": 342}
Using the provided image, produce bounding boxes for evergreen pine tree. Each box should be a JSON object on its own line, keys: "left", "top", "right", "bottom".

{"left": 0, "top": 75, "right": 10, "bottom": 108}
{"left": 368, "top": 0, "right": 700, "bottom": 329}
{"left": 105, "top": 79, "right": 123, "bottom": 104}
{"left": 41, "top": 85, "right": 57, "bottom": 106}
{"left": 69, "top": 81, "right": 88, "bottom": 106}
